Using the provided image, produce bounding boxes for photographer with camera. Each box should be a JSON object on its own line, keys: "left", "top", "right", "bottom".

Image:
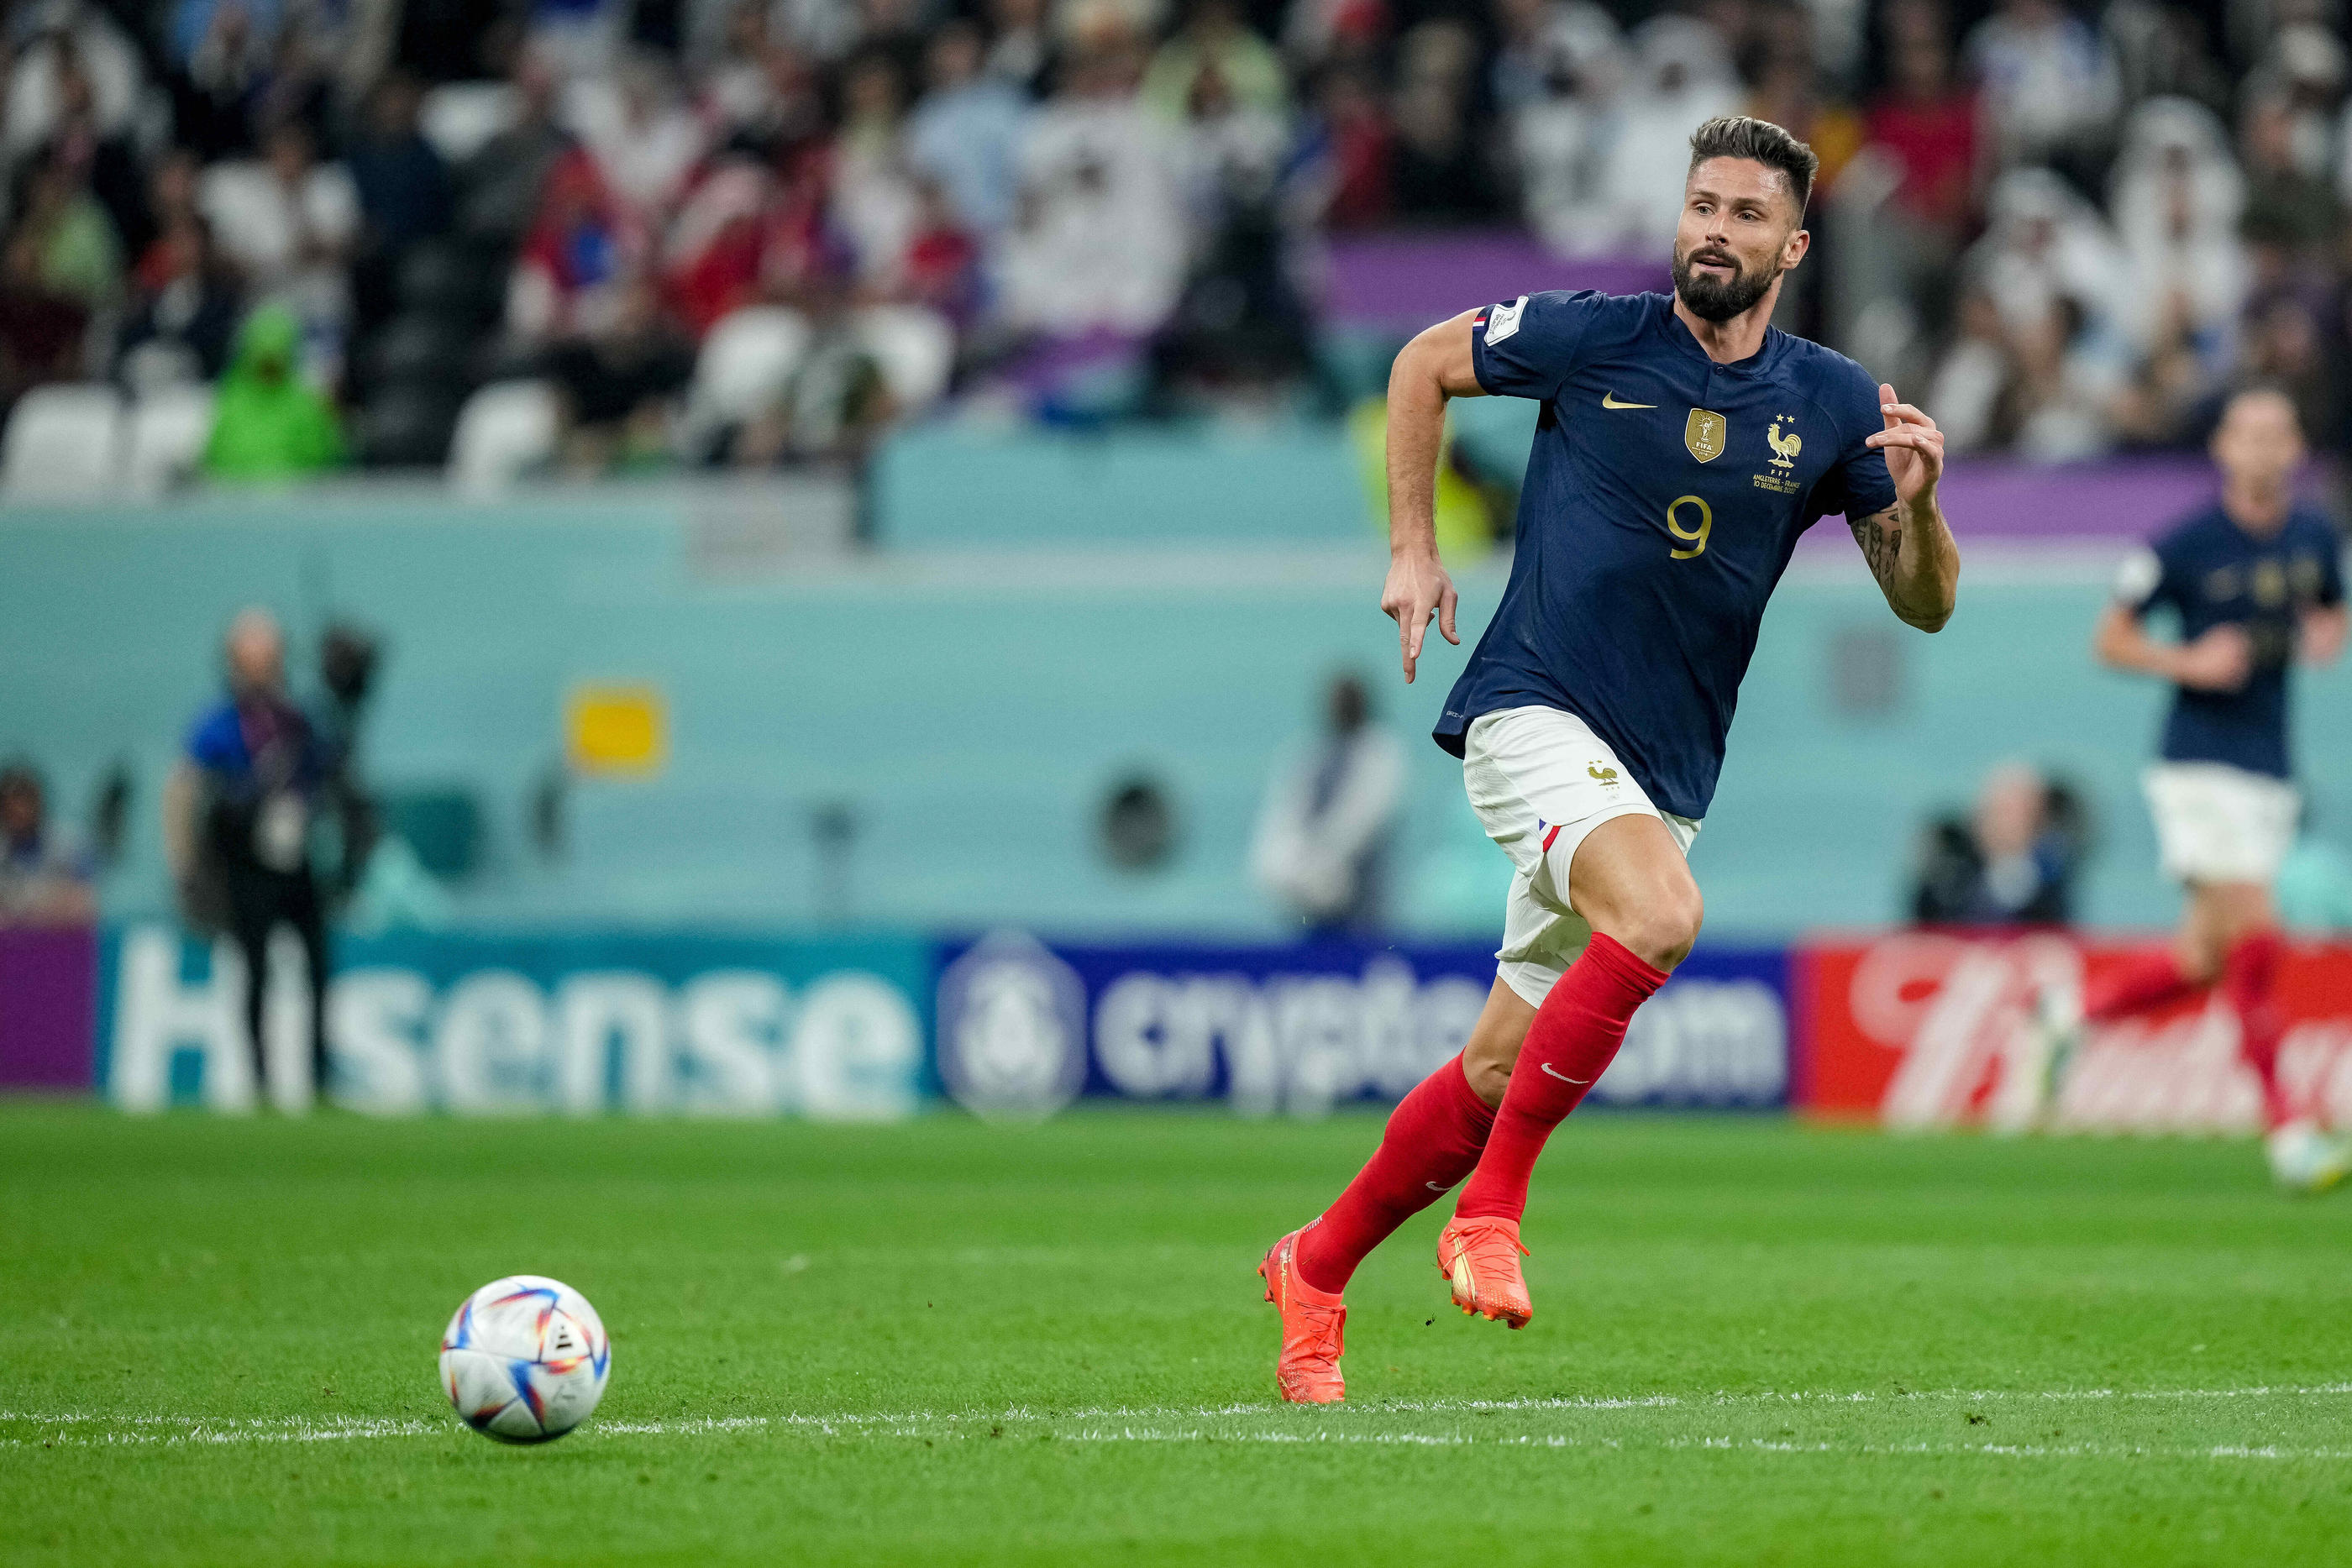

{"left": 162, "top": 608, "right": 379, "bottom": 1106}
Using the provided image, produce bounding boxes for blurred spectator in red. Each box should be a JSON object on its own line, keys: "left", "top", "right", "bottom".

{"left": 508, "top": 146, "right": 642, "bottom": 347}
{"left": 0, "top": 761, "right": 95, "bottom": 928}
{"left": 885, "top": 176, "right": 980, "bottom": 320}
{"left": 1299, "top": 60, "right": 1391, "bottom": 230}
{"left": 907, "top": 20, "right": 1024, "bottom": 238}
{"left": 543, "top": 274, "right": 696, "bottom": 473}
{"left": 115, "top": 216, "right": 242, "bottom": 390}
{"left": 1864, "top": 0, "right": 1978, "bottom": 242}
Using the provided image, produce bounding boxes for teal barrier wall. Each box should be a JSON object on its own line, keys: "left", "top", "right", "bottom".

{"left": 4, "top": 494, "right": 2348, "bottom": 937}
{"left": 874, "top": 426, "right": 1372, "bottom": 547}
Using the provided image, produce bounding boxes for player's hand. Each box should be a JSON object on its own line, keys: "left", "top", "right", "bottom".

{"left": 1865, "top": 383, "right": 1944, "bottom": 513}
{"left": 1382, "top": 549, "right": 1458, "bottom": 684}
{"left": 2174, "top": 623, "right": 2254, "bottom": 691}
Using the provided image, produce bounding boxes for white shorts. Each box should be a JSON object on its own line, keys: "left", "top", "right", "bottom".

{"left": 1462, "top": 705, "right": 1699, "bottom": 1007}
{"left": 2144, "top": 762, "right": 2298, "bottom": 886}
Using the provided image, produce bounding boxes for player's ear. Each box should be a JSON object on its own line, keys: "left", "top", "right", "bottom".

{"left": 1781, "top": 225, "right": 1810, "bottom": 271}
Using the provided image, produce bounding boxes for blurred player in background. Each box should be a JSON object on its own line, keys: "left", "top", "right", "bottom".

{"left": 1258, "top": 116, "right": 1962, "bottom": 1403}
{"left": 2053, "top": 386, "right": 2349, "bottom": 1192}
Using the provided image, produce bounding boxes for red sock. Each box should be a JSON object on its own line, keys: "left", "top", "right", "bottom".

{"left": 1294, "top": 1054, "right": 1496, "bottom": 1294}
{"left": 1454, "top": 934, "right": 1668, "bottom": 1224}
{"left": 2222, "top": 930, "right": 2292, "bottom": 1130}
{"left": 2085, "top": 949, "right": 2200, "bottom": 1023}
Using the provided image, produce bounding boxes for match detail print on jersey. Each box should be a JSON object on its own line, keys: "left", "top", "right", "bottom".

{"left": 1483, "top": 296, "right": 1528, "bottom": 345}
{"left": 1684, "top": 409, "right": 1726, "bottom": 463}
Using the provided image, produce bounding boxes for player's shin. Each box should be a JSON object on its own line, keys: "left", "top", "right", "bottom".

{"left": 1453, "top": 935, "right": 1668, "bottom": 1223}
{"left": 1293, "top": 1054, "right": 1496, "bottom": 1294}
{"left": 2085, "top": 949, "right": 2201, "bottom": 1023}
{"left": 2222, "top": 930, "right": 2293, "bottom": 1130}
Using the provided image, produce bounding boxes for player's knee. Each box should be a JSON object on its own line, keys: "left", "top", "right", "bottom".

{"left": 1619, "top": 882, "right": 1703, "bottom": 971}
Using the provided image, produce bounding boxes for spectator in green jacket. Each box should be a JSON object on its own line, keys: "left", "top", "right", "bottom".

{"left": 202, "top": 305, "right": 344, "bottom": 480}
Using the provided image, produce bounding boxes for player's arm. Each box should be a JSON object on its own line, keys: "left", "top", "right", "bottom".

{"left": 1855, "top": 385, "right": 1959, "bottom": 632}
{"left": 2300, "top": 601, "right": 2348, "bottom": 666}
{"left": 2091, "top": 553, "right": 2251, "bottom": 691}
{"left": 1380, "top": 310, "right": 1483, "bottom": 683}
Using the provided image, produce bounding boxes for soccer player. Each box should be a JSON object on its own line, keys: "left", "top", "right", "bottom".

{"left": 1258, "top": 116, "right": 1961, "bottom": 1403}
{"left": 2054, "top": 386, "right": 2349, "bottom": 1191}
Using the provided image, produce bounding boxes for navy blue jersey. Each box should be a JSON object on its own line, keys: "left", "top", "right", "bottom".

{"left": 2116, "top": 502, "right": 2344, "bottom": 779}
{"left": 1436, "top": 291, "right": 1897, "bottom": 819}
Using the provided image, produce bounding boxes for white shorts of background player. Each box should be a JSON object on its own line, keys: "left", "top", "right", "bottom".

{"left": 2144, "top": 761, "right": 2300, "bottom": 885}
{"left": 1462, "top": 705, "right": 1701, "bottom": 1008}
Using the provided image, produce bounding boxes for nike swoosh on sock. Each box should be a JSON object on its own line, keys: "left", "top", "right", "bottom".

{"left": 1539, "top": 1062, "right": 1592, "bottom": 1085}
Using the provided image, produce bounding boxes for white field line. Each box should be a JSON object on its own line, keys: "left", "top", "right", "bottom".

{"left": 6, "top": 1382, "right": 2352, "bottom": 1456}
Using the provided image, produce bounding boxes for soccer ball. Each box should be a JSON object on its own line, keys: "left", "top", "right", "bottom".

{"left": 439, "top": 1275, "right": 611, "bottom": 1443}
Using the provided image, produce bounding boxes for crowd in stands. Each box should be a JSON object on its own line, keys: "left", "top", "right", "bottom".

{"left": 3, "top": 0, "right": 2352, "bottom": 479}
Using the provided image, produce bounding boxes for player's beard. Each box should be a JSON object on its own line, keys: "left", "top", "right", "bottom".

{"left": 1672, "top": 244, "right": 1778, "bottom": 323}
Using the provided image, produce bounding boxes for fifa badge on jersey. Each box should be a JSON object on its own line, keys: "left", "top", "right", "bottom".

{"left": 1685, "top": 408, "right": 1727, "bottom": 463}
{"left": 1484, "top": 295, "right": 1527, "bottom": 345}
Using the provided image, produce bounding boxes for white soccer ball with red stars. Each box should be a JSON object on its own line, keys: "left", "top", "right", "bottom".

{"left": 439, "top": 1275, "right": 611, "bottom": 1443}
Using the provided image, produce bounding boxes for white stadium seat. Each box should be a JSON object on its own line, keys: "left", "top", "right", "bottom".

{"left": 449, "top": 380, "right": 561, "bottom": 496}
{"left": 856, "top": 305, "right": 956, "bottom": 415}
{"left": 2, "top": 384, "right": 124, "bottom": 502}
{"left": 123, "top": 384, "right": 216, "bottom": 498}
{"left": 687, "top": 306, "right": 812, "bottom": 429}
{"left": 419, "top": 82, "right": 519, "bottom": 165}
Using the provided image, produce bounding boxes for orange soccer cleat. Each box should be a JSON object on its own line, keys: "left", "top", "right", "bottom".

{"left": 1436, "top": 1215, "right": 1532, "bottom": 1329}
{"left": 1258, "top": 1228, "right": 1347, "bottom": 1404}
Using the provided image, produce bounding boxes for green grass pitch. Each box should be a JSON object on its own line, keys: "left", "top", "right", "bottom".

{"left": 5, "top": 1101, "right": 2352, "bottom": 1565}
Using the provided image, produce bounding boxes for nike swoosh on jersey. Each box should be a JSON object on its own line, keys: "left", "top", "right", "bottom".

{"left": 1600, "top": 393, "right": 1656, "bottom": 409}
{"left": 1540, "top": 1062, "right": 1593, "bottom": 1085}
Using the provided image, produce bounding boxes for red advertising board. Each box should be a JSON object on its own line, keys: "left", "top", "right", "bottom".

{"left": 1795, "top": 931, "right": 2352, "bottom": 1132}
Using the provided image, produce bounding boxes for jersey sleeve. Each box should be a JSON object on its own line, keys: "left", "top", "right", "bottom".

{"left": 1824, "top": 361, "right": 1898, "bottom": 522}
{"left": 1469, "top": 290, "right": 1600, "bottom": 401}
{"left": 2112, "top": 546, "right": 2170, "bottom": 618}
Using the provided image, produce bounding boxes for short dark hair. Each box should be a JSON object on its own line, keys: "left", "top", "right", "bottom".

{"left": 1687, "top": 116, "right": 1819, "bottom": 220}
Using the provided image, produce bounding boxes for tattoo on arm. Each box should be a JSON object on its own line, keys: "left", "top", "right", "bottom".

{"left": 1851, "top": 506, "right": 1903, "bottom": 598}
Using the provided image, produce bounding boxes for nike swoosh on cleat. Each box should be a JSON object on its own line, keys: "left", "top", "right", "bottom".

{"left": 1540, "top": 1062, "right": 1592, "bottom": 1084}
{"left": 1601, "top": 392, "right": 1656, "bottom": 409}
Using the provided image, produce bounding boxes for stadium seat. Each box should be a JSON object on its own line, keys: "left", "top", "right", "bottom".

{"left": 419, "top": 82, "right": 519, "bottom": 165}
{"left": 1, "top": 385, "right": 123, "bottom": 502}
{"left": 685, "top": 307, "right": 812, "bottom": 433}
{"left": 449, "top": 380, "right": 560, "bottom": 496}
{"left": 857, "top": 306, "right": 956, "bottom": 415}
{"left": 123, "top": 384, "right": 217, "bottom": 498}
